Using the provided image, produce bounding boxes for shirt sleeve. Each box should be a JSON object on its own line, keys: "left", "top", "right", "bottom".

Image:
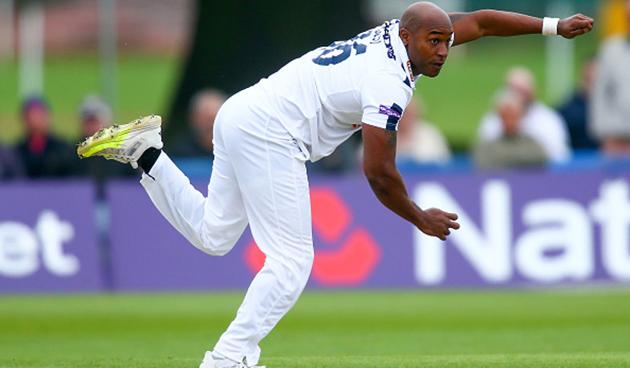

{"left": 360, "top": 73, "right": 411, "bottom": 131}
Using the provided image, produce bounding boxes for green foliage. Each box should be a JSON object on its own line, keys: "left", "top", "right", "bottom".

{"left": 1, "top": 290, "right": 629, "bottom": 367}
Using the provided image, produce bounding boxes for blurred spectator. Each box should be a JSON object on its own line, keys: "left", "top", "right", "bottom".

{"left": 557, "top": 58, "right": 599, "bottom": 150}
{"left": 0, "top": 143, "right": 24, "bottom": 180}
{"left": 591, "top": 0, "right": 630, "bottom": 155}
{"left": 473, "top": 90, "right": 547, "bottom": 170}
{"left": 478, "top": 67, "right": 570, "bottom": 162}
{"left": 15, "top": 96, "right": 76, "bottom": 178}
{"left": 396, "top": 98, "right": 451, "bottom": 164}
{"left": 599, "top": 0, "right": 629, "bottom": 39}
{"left": 74, "top": 95, "right": 137, "bottom": 186}
{"left": 355, "top": 98, "right": 450, "bottom": 169}
{"left": 169, "top": 89, "right": 226, "bottom": 158}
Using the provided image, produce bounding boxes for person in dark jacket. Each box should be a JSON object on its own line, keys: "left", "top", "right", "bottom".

{"left": 169, "top": 89, "right": 226, "bottom": 159}
{"left": 557, "top": 58, "right": 599, "bottom": 150}
{"left": 0, "top": 143, "right": 24, "bottom": 180}
{"left": 15, "top": 96, "right": 76, "bottom": 179}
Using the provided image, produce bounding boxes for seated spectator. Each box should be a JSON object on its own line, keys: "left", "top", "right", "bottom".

{"left": 473, "top": 90, "right": 547, "bottom": 170}
{"left": 355, "top": 98, "right": 451, "bottom": 169}
{"left": 0, "top": 143, "right": 24, "bottom": 180}
{"left": 169, "top": 89, "right": 226, "bottom": 158}
{"left": 75, "top": 95, "right": 137, "bottom": 186}
{"left": 478, "top": 67, "right": 570, "bottom": 162}
{"left": 396, "top": 98, "right": 451, "bottom": 164}
{"left": 557, "top": 57, "right": 599, "bottom": 150}
{"left": 15, "top": 96, "right": 76, "bottom": 179}
{"left": 590, "top": 0, "right": 630, "bottom": 155}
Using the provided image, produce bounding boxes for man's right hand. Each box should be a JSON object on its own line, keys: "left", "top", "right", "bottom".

{"left": 418, "top": 208, "right": 460, "bottom": 241}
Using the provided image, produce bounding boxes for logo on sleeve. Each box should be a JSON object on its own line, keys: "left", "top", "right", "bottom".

{"left": 379, "top": 103, "right": 403, "bottom": 131}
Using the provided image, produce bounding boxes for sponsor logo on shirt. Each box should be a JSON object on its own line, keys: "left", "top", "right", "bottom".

{"left": 380, "top": 103, "right": 404, "bottom": 131}
{"left": 378, "top": 104, "right": 402, "bottom": 119}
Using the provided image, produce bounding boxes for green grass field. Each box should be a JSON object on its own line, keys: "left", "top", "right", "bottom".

{"left": 2, "top": 290, "right": 630, "bottom": 367}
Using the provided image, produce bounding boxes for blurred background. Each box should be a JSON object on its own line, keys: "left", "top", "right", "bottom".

{"left": 2, "top": 0, "right": 630, "bottom": 367}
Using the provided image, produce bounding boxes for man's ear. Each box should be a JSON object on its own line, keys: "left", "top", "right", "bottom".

{"left": 399, "top": 28, "right": 410, "bottom": 46}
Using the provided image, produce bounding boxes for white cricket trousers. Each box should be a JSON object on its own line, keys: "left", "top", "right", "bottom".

{"left": 140, "top": 87, "right": 314, "bottom": 365}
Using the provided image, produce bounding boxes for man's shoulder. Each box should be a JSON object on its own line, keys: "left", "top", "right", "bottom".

{"left": 361, "top": 68, "right": 410, "bottom": 87}
{"left": 359, "top": 67, "right": 414, "bottom": 105}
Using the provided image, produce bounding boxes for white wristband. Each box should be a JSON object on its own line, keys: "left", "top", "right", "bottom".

{"left": 542, "top": 17, "right": 560, "bottom": 36}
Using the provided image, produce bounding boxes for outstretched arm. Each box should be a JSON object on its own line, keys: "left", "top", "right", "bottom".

{"left": 449, "top": 10, "right": 594, "bottom": 46}
{"left": 362, "top": 124, "right": 460, "bottom": 240}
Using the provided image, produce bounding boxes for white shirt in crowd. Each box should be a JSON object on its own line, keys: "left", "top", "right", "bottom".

{"left": 591, "top": 36, "right": 630, "bottom": 139}
{"left": 398, "top": 121, "right": 451, "bottom": 163}
{"left": 477, "top": 102, "right": 571, "bottom": 162}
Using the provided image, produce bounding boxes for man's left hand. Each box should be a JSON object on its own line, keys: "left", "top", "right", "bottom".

{"left": 558, "top": 14, "right": 594, "bottom": 39}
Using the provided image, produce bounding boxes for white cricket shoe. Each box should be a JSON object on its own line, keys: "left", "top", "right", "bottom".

{"left": 76, "top": 114, "right": 163, "bottom": 169}
{"left": 199, "top": 351, "right": 266, "bottom": 368}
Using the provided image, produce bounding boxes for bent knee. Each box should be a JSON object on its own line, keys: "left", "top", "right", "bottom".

{"left": 196, "top": 236, "right": 236, "bottom": 256}
{"left": 202, "top": 245, "right": 231, "bottom": 256}
{"left": 273, "top": 251, "right": 314, "bottom": 284}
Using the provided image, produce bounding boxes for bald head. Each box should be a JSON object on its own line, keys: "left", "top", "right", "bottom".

{"left": 401, "top": 1, "right": 451, "bottom": 33}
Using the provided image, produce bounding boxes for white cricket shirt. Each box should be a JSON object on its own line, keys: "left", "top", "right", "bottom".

{"left": 255, "top": 20, "right": 418, "bottom": 162}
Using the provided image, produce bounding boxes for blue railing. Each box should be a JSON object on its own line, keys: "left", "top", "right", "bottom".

{"left": 173, "top": 150, "right": 630, "bottom": 181}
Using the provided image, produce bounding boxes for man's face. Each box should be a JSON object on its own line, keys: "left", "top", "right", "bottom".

{"left": 401, "top": 23, "right": 452, "bottom": 78}
{"left": 23, "top": 106, "right": 50, "bottom": 135}
{"left": 192, "top": 98, "right": 222, "bottom": 134}
{"left": 499, "top": 101, "right": 524, "bottom": 137}
{"left": 82, "top": 116, "right": 105, "bottom": 138}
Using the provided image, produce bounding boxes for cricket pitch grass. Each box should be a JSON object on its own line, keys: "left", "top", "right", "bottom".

{"left": 2, "top": 290, "right": 630, "bottom": 367}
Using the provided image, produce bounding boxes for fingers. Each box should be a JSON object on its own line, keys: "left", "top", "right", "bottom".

{"left": 421, "top": 208, "right": 460, "bottom": 240}
{"left": 439, "top": 217, "right": 460, "bottom": 241}
{"left": 569, "top": 27, "right": 591, "bottom": 38}
{"left": 576, "top": 20, "right": 593, "bottom": 30}
{"left": 445, "top": 212, "right": 458, "bottom": 221}
{"left": 572, "top": 14, "right": 594, "bottom": 32}
{"left": 572, "top": 13, "right": 594, "bottom": 24}
{"left": 560, "top": 14, "right": 594, "bottom": 39}
{"left": 448, "top": 220, "right": 460, "bottom": 230}
{"left": 439, "top": 210, "right": 459, "bottom": 239}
